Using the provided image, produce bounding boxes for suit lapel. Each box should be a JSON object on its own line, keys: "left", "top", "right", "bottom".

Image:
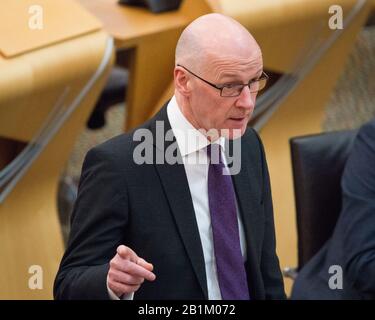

{"left": 226, "top": 137, "right": 264, "bottom": 298}
{"left": 149, "top": 106, "right": 208, "bottom": 299}
{"left": 146, "top": 106, "right": 266, "bottom": 299}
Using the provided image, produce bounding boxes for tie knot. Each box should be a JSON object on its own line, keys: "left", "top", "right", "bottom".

{"left": 206, "top": 143, "right": 222, "bottom": 165}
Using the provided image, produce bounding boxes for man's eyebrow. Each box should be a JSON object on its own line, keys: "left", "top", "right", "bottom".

{"left": 220, "top": 72, "right": 238, "bottom": 79}
{"left": 220, "top": 68, "right": 264, "bottom": 83}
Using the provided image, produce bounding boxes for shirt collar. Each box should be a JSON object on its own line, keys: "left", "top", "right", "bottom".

{"left": 167, "top": 96, "right": 226, "bottom": 157}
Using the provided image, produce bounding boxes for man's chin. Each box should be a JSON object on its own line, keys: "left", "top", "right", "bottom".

{"left": 222, "top": 127, "right": 247, "bottom": 140}
{"left": 205, "top": 125, "right": 247, "bottom": 140}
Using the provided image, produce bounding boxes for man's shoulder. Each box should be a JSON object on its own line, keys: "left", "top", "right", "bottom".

{"left": 91, "top": 132, "right": 134, "bottom": 156}
{"left": 240, "top": 127, "right": 263, "bottom": 155}
{"left": 86, "top": 128, "right": 145, "bottom": 167}
{"left": 92, "top": 104, "right": 169, "bottom": 154}
{"left": 90, "top": 112, "right": 160, "bottom": 155}
{"left": 346, "top": 118, "right": 375, "bottom": 165}
{"left": 85, "top": 113, "right": 162, "bottom": 167}
{"left": 242, "top": 127, "right": 260, "bottom": 143}
{"left": 358, "top": 118, "right": 375, "bottom": 139}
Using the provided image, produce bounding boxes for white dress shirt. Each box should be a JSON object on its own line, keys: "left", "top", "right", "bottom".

{"left": 108, "top": 96, "right": 247, "bottom": 300}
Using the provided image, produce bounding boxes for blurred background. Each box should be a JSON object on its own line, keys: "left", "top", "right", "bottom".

{"left": 0, "top": 0, "right": 374, "bottom": 299}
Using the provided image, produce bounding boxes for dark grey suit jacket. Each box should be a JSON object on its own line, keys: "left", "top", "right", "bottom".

{"left": 54, "top": 104, "right": 286, "bottom": 300}
{"left": 292, "top": 119, "right": 375, "bottom": 300}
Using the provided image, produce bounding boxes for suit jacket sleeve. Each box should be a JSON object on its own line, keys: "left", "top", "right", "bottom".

{"left": 54, "top": 145, "right": 129, "bottom": 300}
{"left": 255, "top": 130, "right": 287, "bottom": 299}
{"left": 341, "top": 121, "right": 375, "bottom": 298}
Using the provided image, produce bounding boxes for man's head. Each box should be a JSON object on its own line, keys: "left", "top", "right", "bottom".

{"left": 174, "top": 13, "right": 263, "bottom": 140}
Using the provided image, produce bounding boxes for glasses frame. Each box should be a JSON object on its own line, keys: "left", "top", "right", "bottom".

{"left": 177, "top": 64, "right": 269, "bottom": 97}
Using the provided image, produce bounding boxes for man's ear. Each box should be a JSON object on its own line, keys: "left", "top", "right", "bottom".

{"left": 174, "top": 67, "right": 191, "bottom": 97}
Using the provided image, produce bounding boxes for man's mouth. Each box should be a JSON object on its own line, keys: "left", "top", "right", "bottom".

{"left": 229, "top": 116, "right": 247, "bottom": 122}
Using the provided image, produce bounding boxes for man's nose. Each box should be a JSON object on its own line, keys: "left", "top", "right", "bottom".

{"left": 235, "top": 85, "right": 256, "bottom": 110}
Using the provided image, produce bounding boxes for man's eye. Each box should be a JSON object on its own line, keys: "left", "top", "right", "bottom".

{"left": 224, "top": 84, "right": 240, "bottom": 88}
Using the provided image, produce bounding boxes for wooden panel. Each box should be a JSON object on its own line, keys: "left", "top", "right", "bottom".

{"left": 213, "top": 0, "right": 363, "bottom": 73}
{"left": 0, "top": 30, "right": 114, "bottom": 299}
{"left": 0, "top": 0, "right": 101, "bottom": 58}
{"left": 0, "top": 33, "right": 112, "bottom": 142}
{"left": 78, "top": 0, "right": 213, "bottom": 47}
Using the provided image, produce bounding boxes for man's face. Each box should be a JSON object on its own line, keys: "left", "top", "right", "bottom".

{"left": 188, "top": 51, "right": 263, "bottom": 140}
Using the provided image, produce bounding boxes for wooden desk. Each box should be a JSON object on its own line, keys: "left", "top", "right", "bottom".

{"left": 77, "top": 0, "right": 213, "bottom": 130}
{"left": 0, "top": 0, "right": 114, "bottom": 299}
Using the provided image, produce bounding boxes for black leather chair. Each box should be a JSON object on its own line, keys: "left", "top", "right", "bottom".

{"left": 286, "top": 129, "right": 357, "bottom": 278}
{"left": 118, "top": 0, "right": 182, "bottom": 13}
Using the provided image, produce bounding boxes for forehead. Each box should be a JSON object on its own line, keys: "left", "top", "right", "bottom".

{"left": 207, "top": 53, "right": 263, "bottom": 82}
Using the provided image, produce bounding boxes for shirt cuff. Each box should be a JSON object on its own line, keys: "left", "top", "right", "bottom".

{"left": 107, "top": 275, "right": 134, "bottom": 300}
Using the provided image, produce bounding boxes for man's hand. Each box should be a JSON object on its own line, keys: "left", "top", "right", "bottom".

{"left": 107, "top": 245, "right": 156, "bottom": 298}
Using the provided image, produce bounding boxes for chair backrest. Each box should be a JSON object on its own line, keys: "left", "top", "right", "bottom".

{"left": 290, "top": 129, "right": 357, "bottom": 270}
{"left": 119, "top": 0, "right": 182, "bottom": 13}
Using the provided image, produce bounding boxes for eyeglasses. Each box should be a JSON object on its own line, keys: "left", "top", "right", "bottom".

{"left": 177, "top": 64, "right": 268, "bottom": 97}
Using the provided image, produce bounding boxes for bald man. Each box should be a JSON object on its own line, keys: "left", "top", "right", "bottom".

{"left": 54, "top": 13, "right": 286, "bottom": 300}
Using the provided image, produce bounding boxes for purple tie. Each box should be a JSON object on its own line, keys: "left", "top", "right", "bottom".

{"left": 207, "top": 143, "right": 250, "bottom": 300}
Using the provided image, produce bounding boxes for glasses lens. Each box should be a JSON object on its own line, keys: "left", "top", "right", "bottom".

{"left": 257, "top": 78, "right": 267, "bottom": 92}
{"left": 221, "top": 85, "right": 243, "bottom": 97}
{"left": 249, "top": 78, "right": 267, "bottom": 93}
{"left": 221, "top": 77, "right": 268, "bottom": 96}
